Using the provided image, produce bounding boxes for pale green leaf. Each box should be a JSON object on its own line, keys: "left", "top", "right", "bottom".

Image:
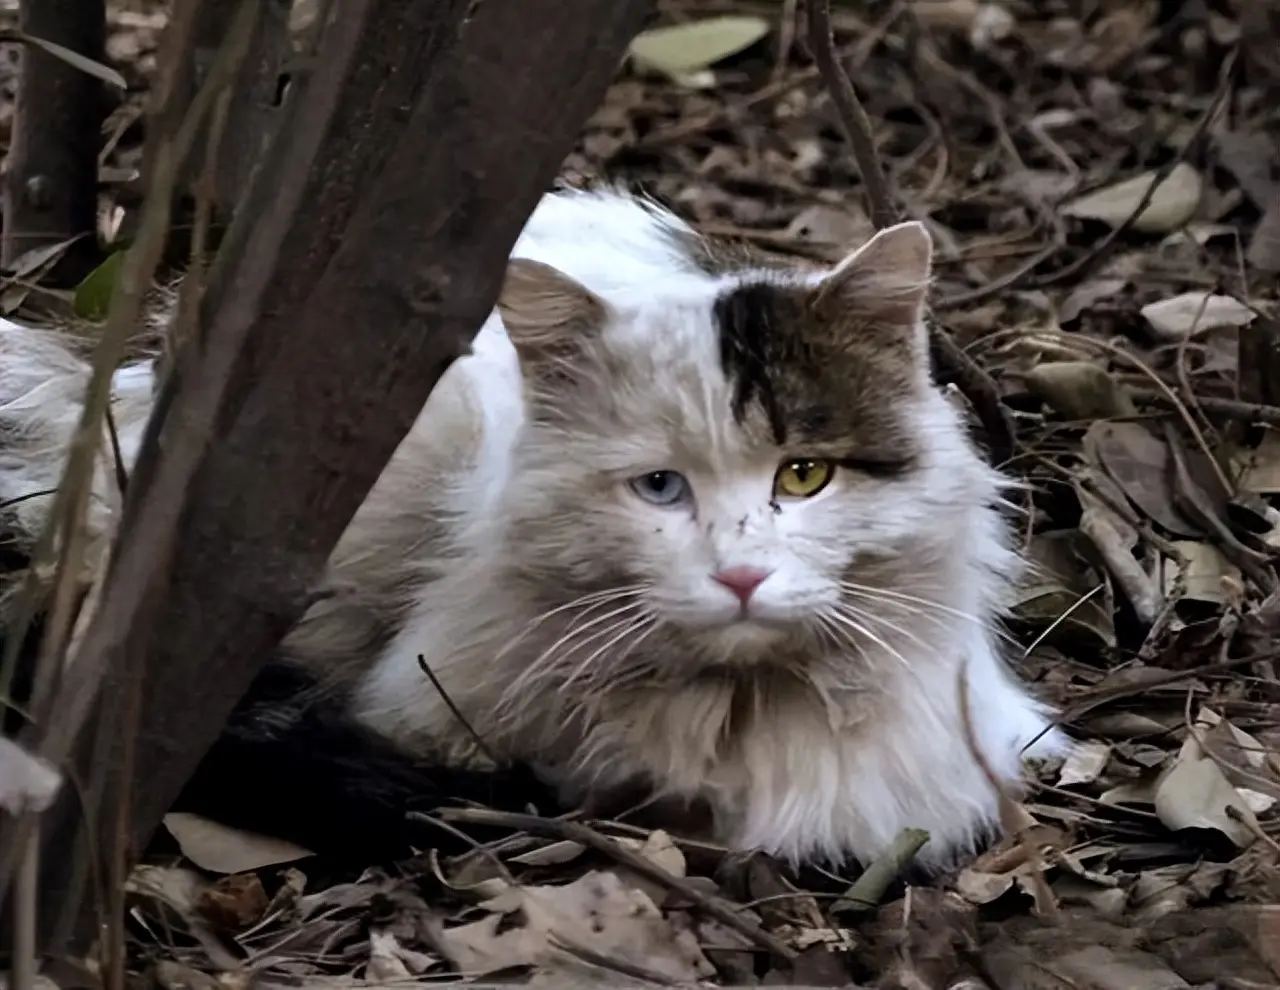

{"left": 628, "top": 16, "right": 770, "bottom": 81}
{"left": 73, "top": 250, "right": 125, "bottom": 322}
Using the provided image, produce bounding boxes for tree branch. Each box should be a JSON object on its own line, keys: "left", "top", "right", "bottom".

{"left": 805, "top": 0, "right": 1015, "bottom": 465}
{"left": 805, "top": 0, "right": 896, "bottom": 229}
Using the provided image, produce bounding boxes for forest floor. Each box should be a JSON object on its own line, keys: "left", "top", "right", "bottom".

{"left": 4, "top": 1, "right": 1280, "bottom": 988}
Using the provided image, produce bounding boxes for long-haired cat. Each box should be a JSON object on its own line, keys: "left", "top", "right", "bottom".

{"left": 0, "top": 187, "right": 1068, "bottom": 868}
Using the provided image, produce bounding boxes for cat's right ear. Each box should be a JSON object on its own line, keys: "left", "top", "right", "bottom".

{"left": 498, "top": 259, "right": 607, "bottom": 367}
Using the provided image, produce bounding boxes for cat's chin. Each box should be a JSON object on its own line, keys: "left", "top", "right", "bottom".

{"left": 685, "top": 618, "right": 793, "bottom": 664}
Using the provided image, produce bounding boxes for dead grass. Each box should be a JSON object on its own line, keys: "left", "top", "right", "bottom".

{"left": 4, "top": 0, "right": 1280, "bottom": 987}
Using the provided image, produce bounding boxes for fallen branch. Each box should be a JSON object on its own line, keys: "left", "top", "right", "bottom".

{"left": 435, "top": 807, "right": 797, "bottom": 963}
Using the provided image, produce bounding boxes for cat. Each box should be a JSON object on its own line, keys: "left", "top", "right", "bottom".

{"left": 0, "top": 186, "right": 1069, "bottom": 869}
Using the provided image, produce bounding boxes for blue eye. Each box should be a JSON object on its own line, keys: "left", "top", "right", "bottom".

{"left": 628, "top": 470, "right": 690, "bottom": 506}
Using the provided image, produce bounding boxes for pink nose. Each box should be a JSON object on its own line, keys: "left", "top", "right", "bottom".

{"left": 712, "top": 565, "right": 772, "bottom": 605}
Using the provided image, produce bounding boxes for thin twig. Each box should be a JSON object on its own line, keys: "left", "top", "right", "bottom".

{"left": 956, "top": 660, "right": 1061, "bottom": 924}
{"left": 1131, "top": 389, "right": 1280, "bottom": 426}
{"left": 415, "top": 654, "right": 500, "bottom": 768}
{"left": 0, "top": 491, "right": 58, "bottom": 512}
{"left": 805, "top": 0, "right": 896, "bottom": 228}
{"left": 437, "top": 807, "right": 797, "bottom": 962}
{"left": 103, "top": 406, "right": 129, "bottom": 496}
{"left": 1031, "top": 45, "right": 1238, "bottom": 288}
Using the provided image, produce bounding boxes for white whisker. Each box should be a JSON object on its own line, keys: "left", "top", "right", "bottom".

{"left": 820, "top": 608, "right": 913, "bottom": 672}
{"left": 562, "top": 613, "right": 656, "bottom": 691}
{"left": 833, "top": 601, "right": 932, "bottom": 654}
{"left": 837, "top": 581, "right": 1018, "bottom": 648}
{"left": 504, "top": 600, "right": 645, "bottom": 697}
{"left": 491, "top": 584, "right": 647, "bottom": 663}
{"left": 837, "top": 581, "right": 987, "bottom": 624}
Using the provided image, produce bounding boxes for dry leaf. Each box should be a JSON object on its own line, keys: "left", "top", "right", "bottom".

{"left": 153, "top": 961, "right": 222, "bottom": 990}
{"left": 954, "top": 868, "right": 1015, "bottom": 904}
{"left": 783, "top": 204, "right": 871, "bottom": 248}
{"left": 367, "top": 930, "right": 434, "bottom": 980}
{"left": 1013, "top": 530, "right": 1115, "bottom": 647}
{"left": 1052, "top": 874, "right": 1129, "bottom": 919}
{"left": 510, "top": 839, "right": 588, "bottom": 867}
{"left": 1140, "top": 291, "right": 1256, "bottom": 341}
{"left": 1024, "top": 361, "right": 1136, "bottom": 419}
{"left": 1084, "top": 421, "right": 1201, "bottom": 537}
{"left": 1164, "top": 540, "right": 1242, "bottom": 608}
{"left": 1099, "top": 779, "right": 1158, "bottom": 806}
{"left": 1154, "top": 752, "right": 1257, "bottom": 848}
{"left": 628, "top": 16, "right": 770, "bottom": 86}
{"left": 1061, "top": 163, "right": 1203, "bottom": 233}
{"left": 1212, "top": 130, "right": 1279, "bottom": 209}
{"left": 611, "top": 829, "right": 686, "bottom": 907}
{"left": 434, "top": 870, "right": 714, "bottom": 981}
{"left": 1077, "top": 482, "right": 1162, "bottom": 623}
{"left": 1055, "top": 944, "right": 1192, "bottom": 990}
{"left": 1236, "top": 432, "right": 1280, "bottom": 495}
{"left": 163, "top": 812, "right": 314, "bottom": 874}
{"left": 197, "top": 873, "right": 269, "bottom": 931}
{"left": 1059, "top": 277, "right": 1127, "bottom": 322}
{"left": 1197, "top": 711, "right": 1280, "bottom": 801}
{"left": 1057, "top": 739, "right": 1112, "bottom": 787}
{"left": 126, "top": 865, "right": 242, "bottom": 970}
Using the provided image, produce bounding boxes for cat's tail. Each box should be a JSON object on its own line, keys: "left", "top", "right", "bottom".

{"left": 0, "top": 318, "right": 157, "bottom": 579}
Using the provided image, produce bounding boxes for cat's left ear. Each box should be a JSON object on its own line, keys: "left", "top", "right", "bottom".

{"left": 814, "top": 220, "right": 933, "bottom": 330}
{"left": 498, "top": 258, "right": 608, "bottom": 367}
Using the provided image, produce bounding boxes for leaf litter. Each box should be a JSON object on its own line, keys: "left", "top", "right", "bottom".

{"left": 6, "top": 0, "right": 1280, "bottom": 987}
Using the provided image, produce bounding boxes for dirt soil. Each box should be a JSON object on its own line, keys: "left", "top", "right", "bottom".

{"left": 5, "top": 1, "right": 1280, "bottom": 988}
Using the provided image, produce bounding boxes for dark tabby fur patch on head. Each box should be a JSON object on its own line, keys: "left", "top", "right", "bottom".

{"left": 712, "top": 280, "right": 922, "bottom": 472}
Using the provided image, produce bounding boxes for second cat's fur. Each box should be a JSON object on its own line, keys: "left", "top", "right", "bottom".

{"left": 0, "top": 188, "right": 1068, "bottom": 867}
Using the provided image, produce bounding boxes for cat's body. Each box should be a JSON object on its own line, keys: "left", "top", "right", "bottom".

{"left": 0, "top": 187, "right": 1067, "bottom": 868}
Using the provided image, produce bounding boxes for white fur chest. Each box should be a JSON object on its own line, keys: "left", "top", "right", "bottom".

{"left": 554, "top": 625, "right": 1064, "bottom": 867}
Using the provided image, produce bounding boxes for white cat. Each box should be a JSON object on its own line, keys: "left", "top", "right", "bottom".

{"left": 0, "top": 187, "right": 1068, "bottom": 867}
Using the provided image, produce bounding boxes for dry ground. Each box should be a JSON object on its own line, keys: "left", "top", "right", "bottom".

{"left": 4, "top": 1, "right": 1280, "bottom": 988}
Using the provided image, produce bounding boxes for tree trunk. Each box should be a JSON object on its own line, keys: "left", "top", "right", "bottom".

{"left": 1, "top": 0, "right": 106, "bottom": 282}
{"left": 6, "top": 0, "right": 652, "bottom": 961}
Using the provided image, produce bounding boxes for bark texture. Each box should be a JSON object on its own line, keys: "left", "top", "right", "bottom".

{"left": 6, "top": 0, "right": 652, "bottom": 958}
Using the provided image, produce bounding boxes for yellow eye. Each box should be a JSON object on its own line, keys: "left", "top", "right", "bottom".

{"left": 774, "top": 459, "right": 834, "bottom": 499}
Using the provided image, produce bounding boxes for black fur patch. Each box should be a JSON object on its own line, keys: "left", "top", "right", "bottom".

{"left": 175, "top": 660, "right": 562, "bottom": 864}
{"left": 713, "top": 282, "right": 789, "bottom": 444}
{"left": 1, "top": 611, "right": 560, "bottom": 866}
{"left": 711, "top": 280, "right": 921, "bottom": 472}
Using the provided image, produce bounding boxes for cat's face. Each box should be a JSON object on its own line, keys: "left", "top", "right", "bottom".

{"left": 496, "top": 223, "right": 996, "bottom": 675}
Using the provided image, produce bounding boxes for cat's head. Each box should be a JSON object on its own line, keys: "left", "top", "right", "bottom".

{"left": 493, "top": 222, "right": 1006, "bottom": 681}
